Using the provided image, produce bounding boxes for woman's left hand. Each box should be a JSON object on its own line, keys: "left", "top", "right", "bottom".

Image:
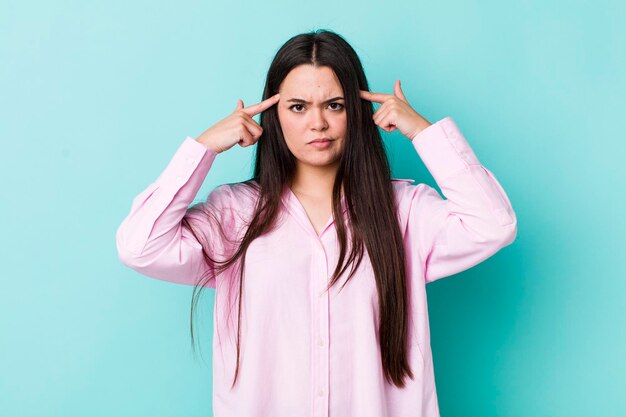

{"left": 360, "top": 80, "right": 432, "bottom": 139}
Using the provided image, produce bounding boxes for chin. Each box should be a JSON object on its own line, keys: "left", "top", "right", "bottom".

{"left": 303, "top": 156, "right": 341, "bottom": 167}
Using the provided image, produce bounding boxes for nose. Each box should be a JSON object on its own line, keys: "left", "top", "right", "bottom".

{"left": 310, "top": 107, "right": 329, "bottom": 131}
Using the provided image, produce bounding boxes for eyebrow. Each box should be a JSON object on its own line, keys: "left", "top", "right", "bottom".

{"left": 286, "top": 96, "right": 345, "bottom": 104}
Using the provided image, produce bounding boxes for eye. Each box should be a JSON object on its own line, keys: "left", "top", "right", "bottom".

{"left": 288, "top": 103, "right": 345, "bottom": 113}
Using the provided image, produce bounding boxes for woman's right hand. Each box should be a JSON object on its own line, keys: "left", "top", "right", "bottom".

{"left": 195, "top": 93, "right": 281, "bottom": 154}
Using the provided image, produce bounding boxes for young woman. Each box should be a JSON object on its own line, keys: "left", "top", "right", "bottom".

{"left": 116, "top": 29, "right": 517, "bottom": 417}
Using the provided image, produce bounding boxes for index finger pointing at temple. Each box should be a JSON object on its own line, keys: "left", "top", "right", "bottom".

{"left": 242, "top": 93, "right": 281, "bottom": 117}
{"left": 359, "top": 90, "right": 390, "bottom": 103}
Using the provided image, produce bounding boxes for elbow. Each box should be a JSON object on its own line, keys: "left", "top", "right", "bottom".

{"left": 497, "top": 212, "right": 518, "bottom": 247}
{"left": 501, "top": 222, "right": 517, "bottom": 247}
{"left": 470, "top": 209, "right": 518, "bottom": 247}
{"left": 117, "top": 244, "right": 139, "bottom": 269}
{"left": 115, "top": 225, "right": 144, "bottom": 269}
{"left": 473, "top": 208, "right": 517, "bottom": 249}
{"left": 116, "top": 238, "right": 160, "bottom": 275}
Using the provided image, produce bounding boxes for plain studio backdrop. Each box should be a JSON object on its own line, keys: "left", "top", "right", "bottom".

{"left": 1, "top": 0, "right": 624, "bottom": 416}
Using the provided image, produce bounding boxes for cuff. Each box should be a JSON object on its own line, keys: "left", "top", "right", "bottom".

{"left": 155, "top": 136, "right": 218, "bottom": 191}
{"left": 411, "top": 116, "right": 482, "bottom": 184}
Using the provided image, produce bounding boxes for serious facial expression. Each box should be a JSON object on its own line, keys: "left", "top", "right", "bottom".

{"left": 276, "top": 64, "right": 347, "bottom": 170}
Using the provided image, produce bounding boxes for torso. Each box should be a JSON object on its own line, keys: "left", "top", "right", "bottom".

{"left": 291, "top": 192, "right": 333, "bottom": 236}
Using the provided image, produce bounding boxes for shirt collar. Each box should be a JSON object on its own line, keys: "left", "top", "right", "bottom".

{"left": 280, "top": 184, "right": 348, "bottom": 214}
{"left": 279, "top": 184, "right": 348, "bottom": 238}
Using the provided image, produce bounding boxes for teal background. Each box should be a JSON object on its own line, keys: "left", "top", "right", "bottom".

{"left": 1, "top": 0, "right": 624, "bottom": 416}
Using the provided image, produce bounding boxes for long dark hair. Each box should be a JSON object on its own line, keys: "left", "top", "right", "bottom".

{"left": 182, "top": 29, "right": 413, "bottom": 389}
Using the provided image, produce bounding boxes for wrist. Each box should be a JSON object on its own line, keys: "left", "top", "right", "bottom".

{"left": 409, "top": 120, "right": 432, "bottom": 140}
{"left": 196, "top": 138, "right": 221, "bottom": 154}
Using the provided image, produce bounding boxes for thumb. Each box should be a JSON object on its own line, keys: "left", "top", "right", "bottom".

{"left": 235, "top": 99, "right": 244, "bottom": 111}
{"left": 394, "top": 80, "right": 408, "bottom": 103}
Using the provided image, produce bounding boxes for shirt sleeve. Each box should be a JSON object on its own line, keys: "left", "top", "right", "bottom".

{"left": 115, "top": 136, "right": 225, "bottom": 288}
{"left": 405, "top": 116, "right": 518, "bottom": 284}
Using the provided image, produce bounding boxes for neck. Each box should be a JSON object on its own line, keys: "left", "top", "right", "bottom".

{"left": 290, "top": 162, "right": 340, "bottom": 199}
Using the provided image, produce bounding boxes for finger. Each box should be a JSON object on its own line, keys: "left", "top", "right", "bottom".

{"left": 242, "top": 93, "right": 281, "bottom": 117}
{"left": 373, "top": 105, "right": 391, "bottom": 127}
{"left": 376, "top": 110, "right": 397, "bottom": 133}
{"left": 238, "top": 126, "right": 254, "bottom": 147}
{"left": 375, "top": 105, "right": 399, "bottom": 133}
{"left": 359, "top": 89, "right": 391, "bottom": 103}
{"left": 394, "top": 80, "right": 409, "bottom": 103}
{"left": 235, "top": 99, "right": 244, "bottom": 111}
{"left": 242, "top": 118, "right": 263, "bottom": 139}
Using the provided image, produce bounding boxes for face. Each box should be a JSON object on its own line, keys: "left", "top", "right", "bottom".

{"left": 277, "top": 64, "right": 347, "bottom": 172}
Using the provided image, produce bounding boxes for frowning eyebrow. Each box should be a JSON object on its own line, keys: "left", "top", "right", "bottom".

{"left": 286, "top": 96, "right": 344, "bottom": 104}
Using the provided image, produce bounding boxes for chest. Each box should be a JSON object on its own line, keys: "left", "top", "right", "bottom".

{"left": 237, "top": 210, "right": 379, "bottom": 309}
{"left": 293, "top": 194, "right": 333, "bottom": 237}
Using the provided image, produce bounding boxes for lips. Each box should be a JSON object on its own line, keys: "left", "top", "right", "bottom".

{"left": 309, "top": 138, "right": 333, "bottom": 144}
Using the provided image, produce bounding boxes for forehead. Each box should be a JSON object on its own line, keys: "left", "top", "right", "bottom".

{"left": 279, "top": 65, "right": 343, "bottom": 99}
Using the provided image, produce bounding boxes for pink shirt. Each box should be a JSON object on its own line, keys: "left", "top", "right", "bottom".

{"left": 116, "top": 116, "right": 517, "bottom": 417}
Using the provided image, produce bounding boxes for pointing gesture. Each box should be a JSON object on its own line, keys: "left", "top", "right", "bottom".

{"left": 360, "top": 80, "right": 432, "bottom": 139}
{"left": 239, "top": 93, "right": 281, "bottom": 119}
{"left": 196, "top": 93, "right": 281, "bottom": 153}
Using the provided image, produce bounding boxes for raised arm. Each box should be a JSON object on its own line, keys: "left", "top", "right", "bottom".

{"left": 404, "top": 117, "right": 518, "bottom": 283}
{"left": 360, "top": 83, "right": 517, "bottom": 284}
{"left": 115, "top": 138, "right": 221, "bottom": 288}
{"left": 115, "top": 93, "right": 281, "bottom": 288}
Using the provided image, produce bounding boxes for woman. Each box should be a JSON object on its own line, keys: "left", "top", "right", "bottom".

{"left": 116, "top": 29, "right": 517, "bottom": 417}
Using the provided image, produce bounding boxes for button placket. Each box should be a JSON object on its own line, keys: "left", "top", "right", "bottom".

{"left": 312, "top": 241, "right": 330, "bottom": 417}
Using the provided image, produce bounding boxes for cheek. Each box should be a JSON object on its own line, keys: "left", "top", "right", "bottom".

{"left": 280, "top": 117, "right": 307, "bottom": 143}
{"left": 278, "top": 116, "right": 300, "bottom": 151}
{"left": 332, "top": 112, "right": 348, "bottom": 129}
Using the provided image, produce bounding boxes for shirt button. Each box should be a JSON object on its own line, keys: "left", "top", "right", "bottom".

{"left": 175, "top": 175, "right": 183, "bottom": 181}
{"left": 318, "top": 338, "right": 324, "bottom": 346}
{"left": 186, "top": 157, "right": 194, "bottom": 165}
{"left": 317, "top": 388, "right": 324, "bottom": 397}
